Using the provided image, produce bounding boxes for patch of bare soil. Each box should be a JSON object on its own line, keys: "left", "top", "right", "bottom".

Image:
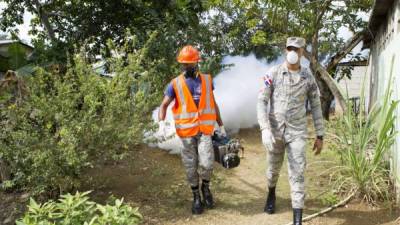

{"left": 0, "top": 191, "right": 28, "bottom": 224}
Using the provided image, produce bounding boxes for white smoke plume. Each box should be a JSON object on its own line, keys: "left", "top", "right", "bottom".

{"left": 148, "top": 54, "right": 284, "bottom": 154}
{"left": 213, "top": 55, "right": 282, "bottom": 133}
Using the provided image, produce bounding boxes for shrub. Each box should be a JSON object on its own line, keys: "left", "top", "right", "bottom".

{"left": 16, "top": 191, "right": 142, "bottom": 225}
{"left": 0, "top": 40, "right": 159, "bottom": 194}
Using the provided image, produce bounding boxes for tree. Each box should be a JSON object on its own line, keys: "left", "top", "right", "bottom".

{"left": 1, "top": 0, "right": 234, "bottom": 79}
{"left": 206, "top": 0, "right": 372, "bottom": 119}
{"left": 1, "top": 2, "right": 207, "bottom": 56}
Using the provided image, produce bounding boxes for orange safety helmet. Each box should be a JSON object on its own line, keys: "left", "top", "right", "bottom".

{"left": 177, "top": 45, "right": 201, "bottom": 63}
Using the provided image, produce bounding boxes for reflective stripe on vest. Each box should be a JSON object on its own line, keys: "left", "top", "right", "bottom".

{"left": 174, "top": 112, "right": 198, "bottom": 120}
{"left": 175, "top": 120, "right": 216, "bottom": 129}
{"left": 175, "top": 76, "right": 187, "bottom": 114}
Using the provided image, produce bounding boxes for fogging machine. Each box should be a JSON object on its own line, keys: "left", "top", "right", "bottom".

{"left": 212, "top": 132, "right": 244, "bottom": 169}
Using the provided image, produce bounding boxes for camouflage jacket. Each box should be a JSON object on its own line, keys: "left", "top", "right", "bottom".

{"left": 257, "top": 63, "right": 324, "bottom": 142}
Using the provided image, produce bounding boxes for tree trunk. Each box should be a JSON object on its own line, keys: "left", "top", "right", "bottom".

{"left": 309, "top": 0, "right": 334, "bottom": 120}
{"left": 306, "top": 30, "right": 366, "bottom": 119}
{"left": 0, "top": 158, "right": 11, "bottom": 182}
{"left": 30, "top": 0, "right": 58, "bottom": 43}
{"left": 305, "top": 50, "right": 348, "bottom": 119}
{"left": 311, "top": 67, "right": 335, "bottom": 119}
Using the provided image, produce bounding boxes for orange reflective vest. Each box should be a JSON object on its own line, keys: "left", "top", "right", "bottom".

{"left": 172, "top": 73, "right": 217, "bottom": 137}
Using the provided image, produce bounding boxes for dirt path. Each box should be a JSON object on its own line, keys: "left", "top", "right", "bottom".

{"left": 83, "top": 128, "right": 399, "bottom": 225}
{"left": 1, "top": 128, "right": 398, "bottom": 225}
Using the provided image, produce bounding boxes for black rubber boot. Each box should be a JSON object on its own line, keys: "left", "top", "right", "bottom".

{"left": 264, "top": 186, "right": 276, "bottom": 214}
{"left": 201, "top": 180, "right": 214, "bottom": 209}
{"left": 293, "top": 208, "right": 303, "bottom": 225}
{"left": 191, "top": 188, "right": 203, "bottom": 215}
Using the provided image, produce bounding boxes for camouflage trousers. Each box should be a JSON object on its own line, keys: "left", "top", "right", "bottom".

{"left": 266, "top": 137, "right": 306, "bottom": 209}
{"left": 180, "top": 133, "right": 214, "bottom": 187}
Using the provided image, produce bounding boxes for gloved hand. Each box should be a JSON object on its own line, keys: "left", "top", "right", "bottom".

{"left": 158, "top": 120, "right": 167, "bottom": 139}
{"left": 219, "top": 125, "right": 227, "bottom": 137}
{"left": 261, "top": 128, "right": 275, "bottom": 151}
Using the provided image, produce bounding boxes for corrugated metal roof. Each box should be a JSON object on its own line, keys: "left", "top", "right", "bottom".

{"left": 0, "top": 40, "right": 19, "bottom": 45}
{"left": 363, "top": 0, "right": 395, "bottom": 48}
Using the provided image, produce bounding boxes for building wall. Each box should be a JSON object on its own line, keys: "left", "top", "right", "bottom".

{"left": 367, "top": 0, "right": 400, "bottom": 202}
{"left": 335, "top": 66, "right": 369, "bottom": 114}
{"left": 0, "top": 42, "right": 33, "bottom": 59}
{"left": 337, "top": 66, "right": 369, "bottom": 98}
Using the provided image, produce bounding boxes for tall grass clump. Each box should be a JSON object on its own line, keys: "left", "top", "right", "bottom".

{"left": 332, "top": 70, "right": 398, "bottom": 203}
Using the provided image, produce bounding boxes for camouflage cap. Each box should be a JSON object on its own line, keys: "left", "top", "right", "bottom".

{"left": 286, "top": 37, "right": 306, "bottom": 48}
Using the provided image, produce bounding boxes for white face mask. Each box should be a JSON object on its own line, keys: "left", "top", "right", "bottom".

{"left": 286, "top": 51, "right": 299, "bottom": 65}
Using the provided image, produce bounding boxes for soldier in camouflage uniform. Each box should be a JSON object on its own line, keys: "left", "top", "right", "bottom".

{"left": 257, "top": 37, "right": 324, "bottom": 225}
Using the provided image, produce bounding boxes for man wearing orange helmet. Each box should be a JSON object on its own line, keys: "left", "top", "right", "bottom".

{"left": 158, "top": 45, "right": 225, "bottom": 215}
